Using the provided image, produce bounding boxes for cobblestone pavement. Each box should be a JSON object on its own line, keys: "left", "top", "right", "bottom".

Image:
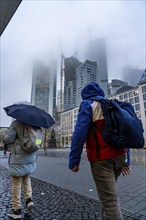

{"left": 0, "top": 166, "right": 145, "bottom": 220}
{"left": 0, "top": 149, "right": 146, "bottom": 220}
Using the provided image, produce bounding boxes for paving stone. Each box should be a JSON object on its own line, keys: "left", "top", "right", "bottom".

{"left": 0, "top": 166, "right": 145, "bottom": 220}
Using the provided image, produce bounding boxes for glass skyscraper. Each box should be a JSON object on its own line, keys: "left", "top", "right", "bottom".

{"left": 31, "top": 59, "right": 57, "bottom": 119}
{"left": 76, "top": 60, "right": 98, "bottom": 107}
{"left": 63, "top": 56, "right": 82, "bottom": 111}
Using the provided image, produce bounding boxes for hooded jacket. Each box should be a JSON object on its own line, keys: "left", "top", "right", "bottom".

{"left": 69, "top": 82, "right": 126, "bottom": 170}
{"left": 4, "top": 120, "right": 37, "bottom": 176}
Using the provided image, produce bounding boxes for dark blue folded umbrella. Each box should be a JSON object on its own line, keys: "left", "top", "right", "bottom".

{"left": 4, "top": 104, "right": 55, "bottom": 128}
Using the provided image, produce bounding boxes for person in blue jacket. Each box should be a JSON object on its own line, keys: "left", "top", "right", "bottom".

{"left": 69, "top": 82, "right": 131, "bottom": 220}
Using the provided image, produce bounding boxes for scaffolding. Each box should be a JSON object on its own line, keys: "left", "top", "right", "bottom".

{"left": 60, "top": 54, "right": 64, "bottom": 113}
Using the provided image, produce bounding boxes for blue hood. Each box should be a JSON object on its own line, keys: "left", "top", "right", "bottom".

{"left": 81, "top": 82, "right": 105, "bottom": 100}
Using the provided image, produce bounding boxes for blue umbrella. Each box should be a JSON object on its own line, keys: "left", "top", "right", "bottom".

{"left": 4, "top": 104, "right": 55, "bottom": 128}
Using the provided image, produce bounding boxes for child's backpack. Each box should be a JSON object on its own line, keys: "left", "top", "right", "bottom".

{"left": 20, "top": 125, "right": 43, "bottom": 153}
{"left": 91, "top": 97, "right": 145, "bottom": 149}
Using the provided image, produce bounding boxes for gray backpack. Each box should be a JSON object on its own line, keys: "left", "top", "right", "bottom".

{"left": 20, "top": 125, "right": 42, "bottom": 153}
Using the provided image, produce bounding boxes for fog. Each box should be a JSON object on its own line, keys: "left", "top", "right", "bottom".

{"left": 1, "top": 0, "right": 145, "bottom": 126}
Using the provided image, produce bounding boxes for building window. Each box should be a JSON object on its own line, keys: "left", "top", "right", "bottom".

{"left": 129, "top": 92, "right": 133, "bottom": 97}
{"left": 134, "top": 96, "right": 139, "bottom": 103}
{"left": 143, "top": 94, "right": 146, "bottom": 101}
{"left": 144, "top": 102, "right": 146, "bottom": 109}
{"left": 145, "top": 110, "right": 146, "bottom": 117}
{"left": 119, "top": 95, "right": 123, "bottom": 100}
{"left": 135, "top": 104, "right": 140, "bottom": 111}
{"left": 124, "top": 93, "right": 128, "bottom": 99}
{"left": 134, "top": 90, "right": 139, "bottom": 96}
{"left": 129, "top": 98, "right": 134, "bottom": 104}
{"left": 136, "top": 111, "right": 141, "bottom": 118}
{"left": 142, "top": 86, "right": 146, "bottom": 93}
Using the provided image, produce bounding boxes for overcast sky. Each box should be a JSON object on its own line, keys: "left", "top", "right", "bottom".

{"left": 1, "top": 0, "right": 145, "bottom": 127}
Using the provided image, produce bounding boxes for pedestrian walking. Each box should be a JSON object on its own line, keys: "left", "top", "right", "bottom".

{"left": 3, "top": 120, "right": 41, "bottom": 219}
{"left": 3, "top": 103, "right": 55, "bottom": 220}
{"left": 69, "top": 82, "right": 131, "bottom": 220}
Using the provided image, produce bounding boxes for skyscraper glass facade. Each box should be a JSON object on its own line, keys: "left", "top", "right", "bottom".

{"left": 31, "top": 60, "right": 56, "bottom": 119}
{"left": 76, "top": 60, "right": 98, "bottom": 107}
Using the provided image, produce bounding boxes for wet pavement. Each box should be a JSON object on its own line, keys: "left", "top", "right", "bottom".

{"left": 0, "top": 149, "right": 146, "bottom": 220}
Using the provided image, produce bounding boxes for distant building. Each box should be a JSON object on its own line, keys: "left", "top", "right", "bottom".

{"left": 76, "top": 60, "right": 98, "bottom": 107}
{"left": 122, "top": 66, "right": 144, "bottom": 86}
{"left": 86, "top": 38, "right": 108, "bottom": 97}
{"left": 31, "top": 60, "right": 57, "bottom": 119}
{"left": 108, "top": 79, "right": 128, "bottom": 96}
{"left": 61, "top": 107, "right": 79, "bottom": 147}
{"left": 63, "top": 56, "right": 82, "bottom": 111}
{"left": 115, "top": 85, "right": 134, "bottom": 95}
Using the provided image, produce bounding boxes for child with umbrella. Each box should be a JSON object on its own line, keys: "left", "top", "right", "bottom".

{"left": 3, "top": 104, "right": 55, "bottom": 219}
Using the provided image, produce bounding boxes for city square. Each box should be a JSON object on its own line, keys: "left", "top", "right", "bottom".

{"left": 0, "top": 1, "right": 145, "bottom": 220}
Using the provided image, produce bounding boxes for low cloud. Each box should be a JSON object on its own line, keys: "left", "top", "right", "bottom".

{"left": 1, "top": 0, "right": 145, "bottom": 126}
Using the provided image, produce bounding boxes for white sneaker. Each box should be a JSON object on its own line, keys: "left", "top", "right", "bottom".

{"left": 25, "top": 198, "right": 34, "bottom": 213}
{"left": 7, "top": 209, "right": 21, "bottom": 219}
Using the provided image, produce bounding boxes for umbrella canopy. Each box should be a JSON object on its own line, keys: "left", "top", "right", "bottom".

{"left": 4, "top": 104, "right": 55, "bottom": 129}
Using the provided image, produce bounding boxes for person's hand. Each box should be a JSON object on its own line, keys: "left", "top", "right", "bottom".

{"left": 72, "top": 165, "right": 79, "bottom": 172}
{"left": 122, "top": 166, "right": 131, "bottom": 176}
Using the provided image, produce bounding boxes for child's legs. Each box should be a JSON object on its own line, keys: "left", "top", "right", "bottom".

{"left": 22, "top": 175, "right": 32, "bottom": 200}
{"left": 12, "top": 176, "right": 22, "bottom": 210}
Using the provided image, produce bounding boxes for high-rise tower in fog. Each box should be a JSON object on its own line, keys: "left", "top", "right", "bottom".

{"left": 87, "top": 38, "right": 108, "bottom": 97}
{"left": 122, "top": 66, "right": 144, "bottom": 86}
{"left": 76, "top": 60, "right": 98, "bottom": 107}
{"left": 31, "top": 60, "right": 57, "bottom": 119}
{"left": 63, "top": 56, "right": 82, "bottom": 111}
